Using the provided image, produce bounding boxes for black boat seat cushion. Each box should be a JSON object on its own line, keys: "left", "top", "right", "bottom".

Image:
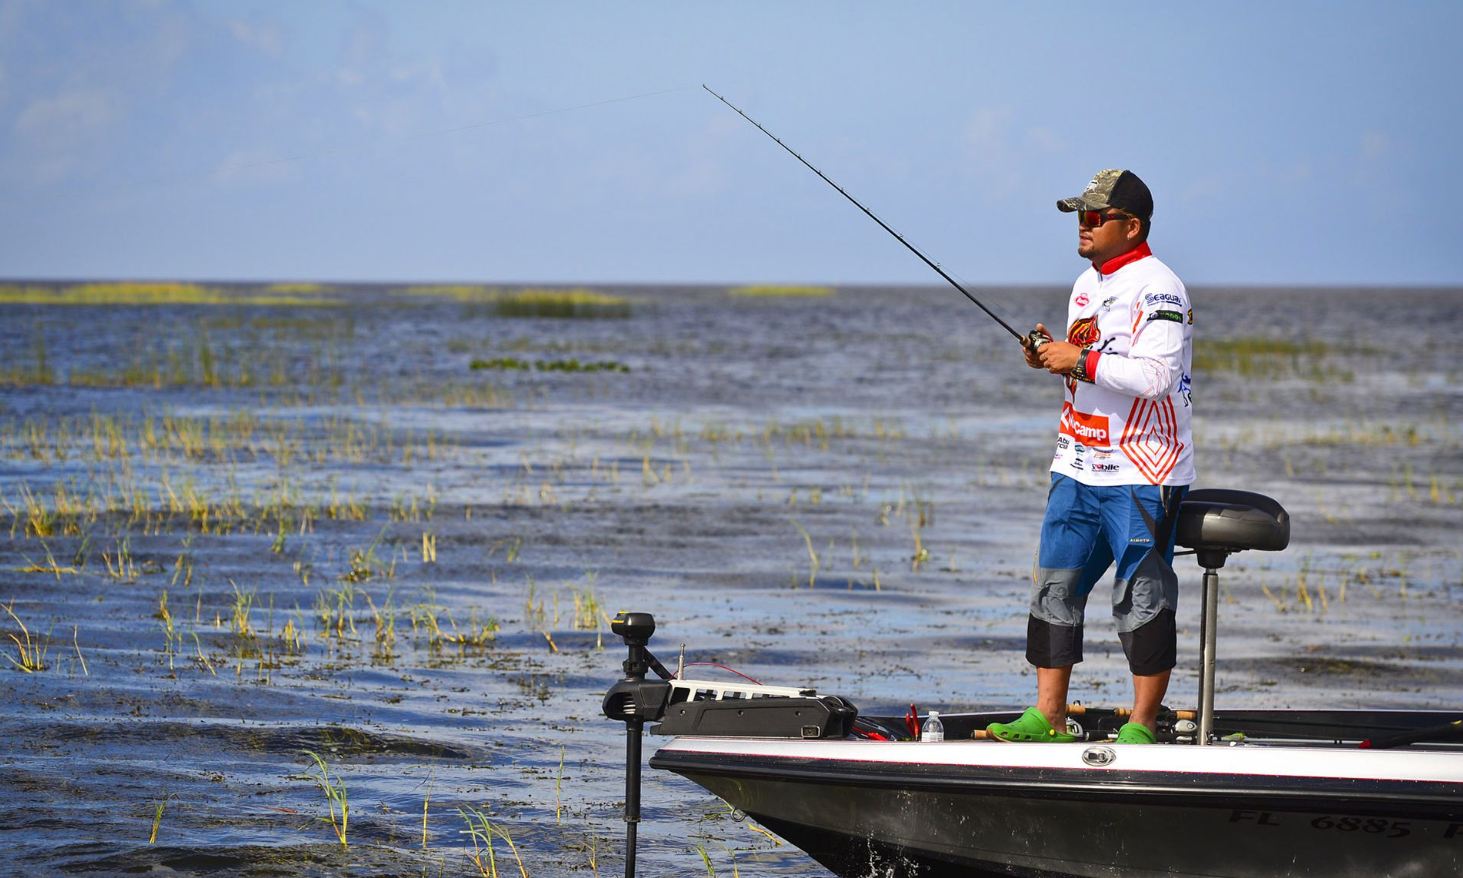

{"left": 1175, "top": 489, "right": 1289, "bottom": 554}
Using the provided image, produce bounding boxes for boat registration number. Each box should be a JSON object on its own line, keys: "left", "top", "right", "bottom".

{"left": 1231, "top": 810, "right": 1463, "bottom": 840}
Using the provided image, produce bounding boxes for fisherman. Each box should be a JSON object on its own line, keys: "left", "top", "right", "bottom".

{"left": 987, "top": 169, "right": 1194, "bottom": 745}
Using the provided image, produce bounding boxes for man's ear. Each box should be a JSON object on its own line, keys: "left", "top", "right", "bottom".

{"left": 1126, "top": 218, "right": 1143, "bottom": 243}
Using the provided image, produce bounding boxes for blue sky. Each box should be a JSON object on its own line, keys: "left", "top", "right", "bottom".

{"left": 0, "top": 0, "right": 1459, "bottom": 286}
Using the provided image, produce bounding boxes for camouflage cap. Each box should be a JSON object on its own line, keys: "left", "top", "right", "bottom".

{"left": 1056, "top": 169, "right": 1153, "bottom": 221}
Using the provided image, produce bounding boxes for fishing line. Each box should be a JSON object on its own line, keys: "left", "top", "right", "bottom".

{"left": 703, "top": 84, "right": 1034, "bottom": 346}
{"left": 8, "top": 84, "right": 694, "bottom": 205}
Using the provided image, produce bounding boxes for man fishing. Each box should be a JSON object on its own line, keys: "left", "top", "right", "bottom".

{"left": 987, "top": 169, "right": 1194, "bottom": 745}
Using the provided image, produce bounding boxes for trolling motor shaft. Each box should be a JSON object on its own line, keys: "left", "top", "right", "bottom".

{"left": 602, "top": 612, "right": 673, "bottom": 878}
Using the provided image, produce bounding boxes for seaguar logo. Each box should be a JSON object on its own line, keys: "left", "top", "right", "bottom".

{"left": 1060, "top": 402, "right": 1111, "bottom": 448}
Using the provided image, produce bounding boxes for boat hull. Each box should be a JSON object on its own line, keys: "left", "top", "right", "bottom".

{"left": 652, "top": 740, "right": 1463, "bottom": 878}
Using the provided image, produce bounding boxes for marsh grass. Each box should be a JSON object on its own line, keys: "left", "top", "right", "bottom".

{"left": 495, "top": 289, "right": 630, "bottom": 319}
{"left": 148, "top": 796, "right": 168, "bottom": 842}
{"left": 4, "top": 602, "right": 48, "bottom": 672}
{"left": 470, "top": 357, "right": 630, "bottom": 373}
{"left": 404, "top": 284, "right": 631, "bottom": 318}
{"left": 301, "top": 749, "right": 349, "bottom": 848}
{"left": 790, "top": 521, "right": 819, "bottom": 588}
{"left": 1193, "top": 336, "right": 1343, "bottom": 379}
{"left": 0, "top": 282, "right": 334, "bottom": 307}
{"left": 729, "top": 285, "right": 834, "bottom": 298}
{"left": 459, "top": 807, "right": 529, "bottom": 878}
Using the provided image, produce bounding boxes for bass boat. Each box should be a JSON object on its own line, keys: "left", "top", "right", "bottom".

{"left": 603, "top": 490, "right": 1463, "bottom": 877}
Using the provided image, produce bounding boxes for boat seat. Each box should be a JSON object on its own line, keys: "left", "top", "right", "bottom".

{"left": 1176, "top": 489, "right": 1289, "bottom": 568}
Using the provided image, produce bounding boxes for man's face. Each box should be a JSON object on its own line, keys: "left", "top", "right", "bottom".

{"left": 1076, "top": 208, "right": 1141, "bottom": 264}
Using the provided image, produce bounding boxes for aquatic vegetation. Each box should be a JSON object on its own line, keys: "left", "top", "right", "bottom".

{"left": 3, "top": 602, "right": 48, "bottom": 672}
{"left": 404, "top": 284, "right": 630, "bottom": 317}
{"left": 471, "top": 356, "right": 533, "bottom": 371}
{"left": 459, "top": 807, "right": 529, "bottom": 878}
{"left": 790, "top": 520, "right": 819, "bottom": 588}
{"left": 0, "top": 281, "right": 334, "bottom": 306}
{"left": 493, "top": 288, "right": 630, "bottom": 319}
{"left": 1192, "top": 336, "right": 1346, "bottom": 380}
{"left": 469, "top": 357, "right": 630, "bottom": 373}
{"left": 301, "top": 750, "right": 349, "bottom": 848}
{"left": 729, "top": 284, "right": 834, "bottom": 298}
{"left": 148, "top": 797, "right": 168, "bottom": 843}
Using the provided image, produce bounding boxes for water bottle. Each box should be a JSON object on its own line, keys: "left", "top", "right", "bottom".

{"left": 921, "top": 711, "right": 945, "bottom": 742}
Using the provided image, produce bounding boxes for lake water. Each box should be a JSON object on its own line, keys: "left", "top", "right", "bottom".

{"left": 1, "top": 282, "right": 1460, "bottom": 876}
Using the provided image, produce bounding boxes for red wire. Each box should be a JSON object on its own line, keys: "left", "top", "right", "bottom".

{"left": 675, "top": 661, "right": 763, "bottom": 685}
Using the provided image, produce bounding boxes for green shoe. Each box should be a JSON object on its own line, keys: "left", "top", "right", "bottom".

{"left": 986, "top": 707, "right": 1076, "bottom": 743}
{"left": 1115, "top": 722, "right": 1157, "bottom": 744}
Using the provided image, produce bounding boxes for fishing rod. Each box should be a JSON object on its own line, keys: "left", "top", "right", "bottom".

{"left": 703, "top": 84, "right": 1042, "bottom": 349}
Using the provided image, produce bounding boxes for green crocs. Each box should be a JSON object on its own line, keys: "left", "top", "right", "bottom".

{"left": 986, "top": 707, "right": 1076, "bottom": 743}
{"left": 1115, "top": 722, "right": 1157, "bottom": 744}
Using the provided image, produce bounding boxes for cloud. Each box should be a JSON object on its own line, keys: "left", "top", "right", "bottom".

{"left": 228, "top": 18, "right": 284, "bottom": 56}
{"left": 1360, "top": 130, "right": 1391, "bottom": 161}
{"left": 14, "top": 89, "right": 119, "bottom": 140}
{"left": 963, "top": 107, "right": 1013, "bottom": 155}
{"left": 1024, "top": 126, "right": 1066, "bottom": 155}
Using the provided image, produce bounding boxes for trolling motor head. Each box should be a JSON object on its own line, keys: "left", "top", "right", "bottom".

{"left": 603, "top": 612, "right": 672, "bottom": 723}
{"left": 611, "top": 611, "right": 655, "bottom": 649}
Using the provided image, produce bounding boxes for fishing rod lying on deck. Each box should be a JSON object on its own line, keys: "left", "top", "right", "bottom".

{"left": 703, "top": 84, "right": 1046, "bottom": 351}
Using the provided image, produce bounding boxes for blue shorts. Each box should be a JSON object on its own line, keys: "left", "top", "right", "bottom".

{"left": 1026, "top": 473, "right": 1188, "bottom": 675}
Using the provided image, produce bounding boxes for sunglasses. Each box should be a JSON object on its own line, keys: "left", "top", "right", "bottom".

{"left": 1078, "top": 210, "right": 1136, "bottom": 228}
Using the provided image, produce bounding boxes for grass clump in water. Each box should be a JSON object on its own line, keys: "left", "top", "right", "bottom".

{"left": 302, "top": 750, "right": 349, "bottom": 848}
{"left": 1193, "top": 336, "right": 1335, "bottom": 379}
{"left": 730, "top": 284, "right": 834, "bottom": 298}
{"left": 470, "top": 357, "right": 629, "bottom": 373}
{"left": 494, "top": 288, "right": 630, "bottom": 319}
{"left": 4, "top": 602, "right": 48, "bottom": 672}
{"left": 0, "top": 282, "right": 332, "bottom": 307}
{"left": 404, "top": 285, "right": 631, "bottom": 318}
{"left": 470, "top": 357, "right": 532, "bottom": 371}
{"left": 265, "top": 282, "right": 327, "bottom": 294}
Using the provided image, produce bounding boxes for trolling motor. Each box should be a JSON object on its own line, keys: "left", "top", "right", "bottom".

{"left": 602, "top": 612, "right": 673, "bottom": 878}
{"left": 602, "top": 612, "right": 861, "bottom": 875}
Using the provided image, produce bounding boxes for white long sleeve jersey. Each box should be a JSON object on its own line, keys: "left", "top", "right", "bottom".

{"left": 1049, "top": 245, "right": 1195, "bottom": 486}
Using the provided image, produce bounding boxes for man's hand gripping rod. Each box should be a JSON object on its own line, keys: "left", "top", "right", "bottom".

{"left": 703, "top": 84, "right": 1048, "bottom": 352}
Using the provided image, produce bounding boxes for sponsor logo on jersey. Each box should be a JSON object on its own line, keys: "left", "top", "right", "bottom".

{"left": 1067, "top": 316, "right": 1100, "bottom": 347}
{"left": 1056, "top": 435, "right": 1070, "bottom": 451}
{"left": 1060, "top": 402, "right": 1112, "bottom": 448}
{"left": 1091, "top": 462, "right": 1121, "bottom": 473}
{"left": 1075, "top": 292, "right": 1090, "bottom": 307}
{"left": 1144, "top": 292, "right": 1184, "bottom": 308}
{"left": 1099, "top": 296, "right": 1118, "bottom": 312}
{"left": 1148, "top": 310, "right": 1184, "bottom": 323}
